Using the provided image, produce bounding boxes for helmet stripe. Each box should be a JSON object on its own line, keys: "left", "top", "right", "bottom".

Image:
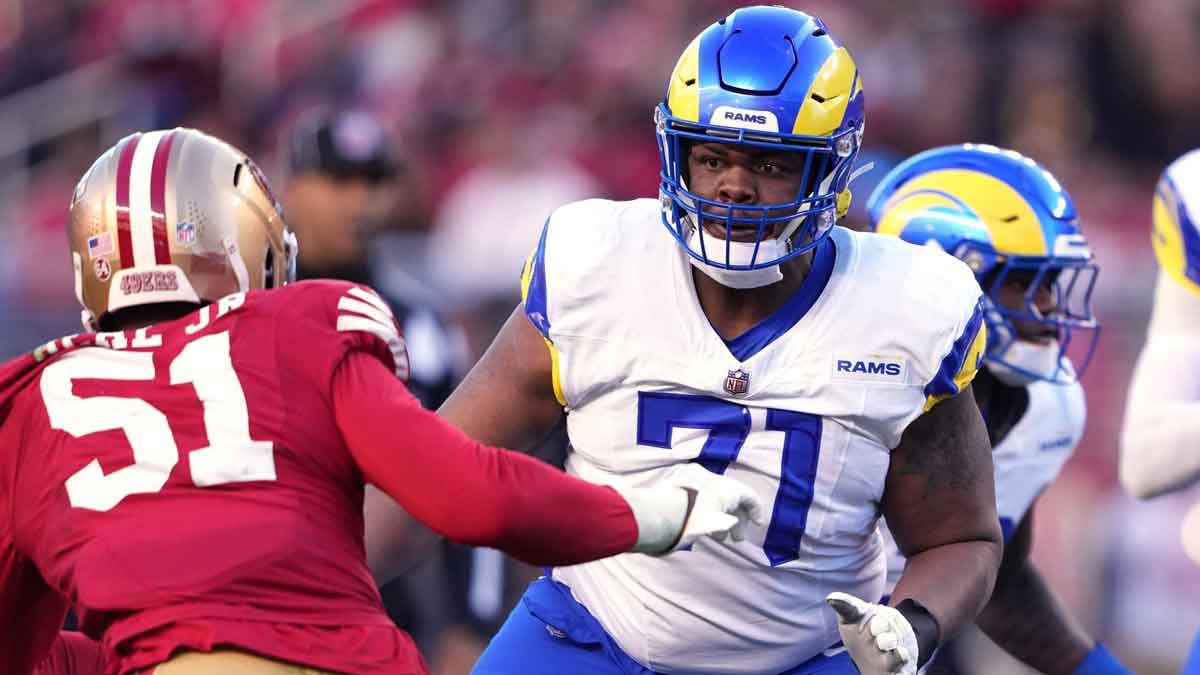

{"left": 128, "top": 130, "right": 168, "bottom": 267}
{"left": 149, "top": 129, "right": 178, "bottom": 265}
{"left": 792, "top": 47, "right": 858, "bottom": 136}
{"left": 666, "top": 35, "right": 701, "bottom": 123}
{"left": 114, "top": 132, "right": 142, "bottom": 269}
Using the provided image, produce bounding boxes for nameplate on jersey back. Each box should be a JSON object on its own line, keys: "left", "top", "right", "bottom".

{"left": 831, "top": 355, "right": 907, "bottom": 383}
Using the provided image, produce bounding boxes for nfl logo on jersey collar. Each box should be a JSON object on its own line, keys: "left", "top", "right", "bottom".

{"left": 724, "top": 368, "right": 750, "bottom": 396}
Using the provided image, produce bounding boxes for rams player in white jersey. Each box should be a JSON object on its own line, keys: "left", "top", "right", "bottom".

{"left": 1120, "top": 148, "right": 1200, "bottom": 674}
{"left": 869, "top": 144, "right": 1132, "bottom": 675}
{"left": 441, "top": 7, "right": 1004, "bottom": 675}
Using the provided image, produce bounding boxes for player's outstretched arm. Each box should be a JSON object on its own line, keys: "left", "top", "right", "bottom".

{"left": 438, "top": 305, "right": 564, "bottom": 452}
{"left": 975, "top": 507, "right": 1131, "bottom": 675}
{"left": 336, "top": 351, "right": 762, "bottom": 566}
{"left": 1120, "top": 274, "right": 1200, "bottom": 499}
{"left": 836, "top": 385, "right": 1001, "bottom": 674}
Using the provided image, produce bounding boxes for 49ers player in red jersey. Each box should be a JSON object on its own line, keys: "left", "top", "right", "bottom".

{"left": 0, "top": 129, "right": 763, "bottom": 675}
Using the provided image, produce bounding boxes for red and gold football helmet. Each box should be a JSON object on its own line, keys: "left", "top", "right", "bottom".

{"left": 68, "top": 128, "right": 297, "bottom": 330}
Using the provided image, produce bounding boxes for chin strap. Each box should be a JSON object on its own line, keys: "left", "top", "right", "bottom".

{"left": 223, "top": 236, "right": 251, "bottom": 292}
{"left": 837, "top": 189, "right": 852, "bottom": 219}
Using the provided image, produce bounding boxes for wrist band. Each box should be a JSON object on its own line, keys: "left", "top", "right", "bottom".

{"left": 896, "top": 598, "right": 940, "bottom": 669}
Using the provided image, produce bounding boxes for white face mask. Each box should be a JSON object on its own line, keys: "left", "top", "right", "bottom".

{"left": 686, "top": 224, "right": 785, "bottom": 289}
{"left": 988, "top": 339, "right": 1068, "bottom": 386}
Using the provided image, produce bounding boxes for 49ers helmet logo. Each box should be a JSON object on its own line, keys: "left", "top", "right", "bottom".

{"left": 93, "top": 258, "right": 112, "bottom": 282}
{"left": 244, "top": 158, "right": 283, "bottom": 215}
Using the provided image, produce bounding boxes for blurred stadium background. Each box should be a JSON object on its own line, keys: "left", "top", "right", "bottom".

{"left": 1, "top": 1, "right": 1198, "bottom": 673}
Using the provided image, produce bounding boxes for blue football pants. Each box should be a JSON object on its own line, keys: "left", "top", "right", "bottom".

{"left": 471, "top": 575, "right": 858, "bottom": 675}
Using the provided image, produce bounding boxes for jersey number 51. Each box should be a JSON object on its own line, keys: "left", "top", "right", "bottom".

{"left": 40, "top": 331, "right": 274, "bottom": 512}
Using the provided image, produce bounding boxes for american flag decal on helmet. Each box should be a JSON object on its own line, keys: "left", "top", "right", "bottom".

{"left": 336, "top": 286, "right": 410, "bottom": 381}
{"left": 724, "top": 368, "right": 750, "bottom": 396}
{"left": 86, "top": 232, "right": 114, "bottom": 259}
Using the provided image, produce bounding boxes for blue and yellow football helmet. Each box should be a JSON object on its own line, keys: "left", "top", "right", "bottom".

{"left": 656, "top": 5, "right": 865, "bottom": 270}
{"left": 866, "top": 144, "right": 1099, "bottom": 385}
{"left": 1152, "top": 149, "right": 1200, "bottom": 296}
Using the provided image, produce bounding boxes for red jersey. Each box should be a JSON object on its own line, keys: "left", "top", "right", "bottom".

{"left": 1, "top": 280, "right": 415, "bottom": 673}
{"left": 34, "top": 632, "right": 105, "bottom": 675}
{"left": 0, "top": 280, "right": 638, "bottom": 675}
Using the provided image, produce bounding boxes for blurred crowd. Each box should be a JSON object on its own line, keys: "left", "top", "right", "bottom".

{"left": 1, "top": 1, "right": 1199, "bottom": 673}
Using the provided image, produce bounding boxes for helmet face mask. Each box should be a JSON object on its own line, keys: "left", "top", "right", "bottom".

{"left": 867, "top": 144, "right": 1101, "bottom": 385}
{"left": 981, "top": 254, "right": 1099, "bottom": 385}
{"left": 656, "top": 6, "right": 865, "bottom": 273}
{"left": 68, "top": 129, "right": 297, "bottom": 331}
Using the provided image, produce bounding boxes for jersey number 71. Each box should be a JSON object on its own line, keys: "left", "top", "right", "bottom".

{"left": 636, "top": 392, "right": 821, "bottom": 566}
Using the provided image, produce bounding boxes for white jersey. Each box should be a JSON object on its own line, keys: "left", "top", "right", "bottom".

{"left": 881, "top": 377, "right": 1085, "bottom": 591}
{"left": 520, "top": 198, "right": 986, "bottom": 675}
{"left": 1118, "top": 148, "right": 1200, "bottom": 499}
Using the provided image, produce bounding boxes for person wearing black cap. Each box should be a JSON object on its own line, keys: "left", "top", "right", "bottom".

{"left": 286, "top": 108, "right": 398, "bottom": 285}
{"left": 285, "top": 107, "right": 462, "bottom": 409}
{"left": 285, "top": 108, "right": 481, "bottom": 665}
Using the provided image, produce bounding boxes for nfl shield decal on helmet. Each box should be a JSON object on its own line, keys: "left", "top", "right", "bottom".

{"left": 725, "top": 368, "right": 750, "bottom": 396}
{"left": 176, "top": 220, "right": 197, "bottom": 245}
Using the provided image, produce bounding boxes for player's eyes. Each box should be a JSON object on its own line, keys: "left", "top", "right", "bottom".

{"left": 757, "top": 161, "right": 793, "bottom": 176}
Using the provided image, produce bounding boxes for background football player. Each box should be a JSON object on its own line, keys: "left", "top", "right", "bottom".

{"left": 440, "top": 7, "right": 1003, "bottom": 675}
{"left": 1120, "top": 147, "right": 1200, "bottom": 674}
{"left": 0, "top": 128, "right": 764, "bottom": 675}
{"left": 868, "top": 143, "right": 1131, "bottom": 675}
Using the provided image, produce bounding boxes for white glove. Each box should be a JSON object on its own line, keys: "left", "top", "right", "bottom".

{"left": 826, "top": 592, "right": 919, "bottom": 675}
{"left": 615, "top": 465, "right": 765, "bottom": 554}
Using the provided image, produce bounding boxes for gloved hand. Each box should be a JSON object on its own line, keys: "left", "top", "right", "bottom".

{"left": 615, "top": 465, "right": 765, "bottom": 554}
{"left": 826, "top": 592, "right": 919, "bottom": 675}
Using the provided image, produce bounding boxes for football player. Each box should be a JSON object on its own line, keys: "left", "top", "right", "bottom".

{"left": 0, "top": 128, "right": 764, "bottom": 675}
{"left": 1120, "top": 147, "right": 1200, "bottom": 673}
{"left": 869, "top": 143, "right": 1131, "bottom": 674}
{"left": 442, "top": 7, "right": 1004, "bottom": 675}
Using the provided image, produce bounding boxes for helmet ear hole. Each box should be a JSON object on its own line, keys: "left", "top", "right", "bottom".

{"left": 264, "top": 244, "right": 276, "bottom": 288}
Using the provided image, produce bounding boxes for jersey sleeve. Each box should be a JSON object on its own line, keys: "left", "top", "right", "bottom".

{"left": 886, "top": 241, "right": 988, "bottom": 413}
{"left": 0, "top": 534, "right": 71, "bottom": 675}
{"left": 1120, "top": 274, "right": 1200, "bottom": 498}
{"left": 1, "top": 387, "right": 77, "bottom": 675}
{"left": 33, "top": 632, "right": 105, "bottom": 675}
{"left": 519, "top": 199, "right": 624, "bottom": 408}
{"left": 331, "top": 350, "right": 639, "bottom": 566}
{"left": 922, "top": 294, "right": 987, "bottom": 411}
{"left": 275, "top": 280, "right": 411, "bottom": 400}
{"left": 1152, "top": 151, "right": 1200, "bottom": 297}
{"left": 520, "top": 219, "right": 566, "bottom": 406}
